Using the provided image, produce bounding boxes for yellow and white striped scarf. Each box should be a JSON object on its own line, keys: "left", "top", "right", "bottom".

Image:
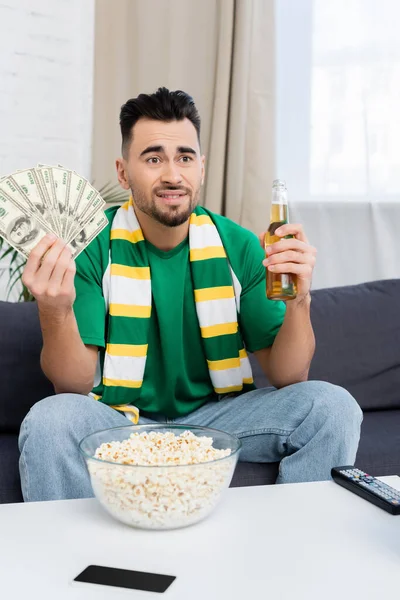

{"left": 91, "top": 199, "right": 254, "bottom": 421}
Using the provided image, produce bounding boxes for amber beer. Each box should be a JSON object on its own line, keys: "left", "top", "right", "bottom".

{"left": 264, "top": 179, "right": 297, "bottom": 301}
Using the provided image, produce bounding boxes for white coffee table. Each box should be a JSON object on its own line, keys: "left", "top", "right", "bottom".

{"left": 1, "top": 477, "right": 400, "bottom": 599}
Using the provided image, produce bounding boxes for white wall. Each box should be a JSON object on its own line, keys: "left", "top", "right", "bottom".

{"left": 0, "top": 0, "right": 95, "bottom": 177}
{"left": 0, "top": 0, "right": 95, "bottom": 300}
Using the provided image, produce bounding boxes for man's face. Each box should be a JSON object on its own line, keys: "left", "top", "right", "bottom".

{"left": 117, "top": 118, "right": 205, "bottom": 228}
{"left": 11, "top": 220, "right": 29, "bottom": 241}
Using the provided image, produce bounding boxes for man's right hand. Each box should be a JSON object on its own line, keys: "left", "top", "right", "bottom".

{"left": 23, "top": 234, "right": 97, "bottom": 394}
{"left": 22, "top": 234, "right": 76, "bottom": 313}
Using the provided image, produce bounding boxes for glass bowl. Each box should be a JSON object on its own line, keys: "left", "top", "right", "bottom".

{"left": 79, "top": 424, "right": 241, "bottom": 530}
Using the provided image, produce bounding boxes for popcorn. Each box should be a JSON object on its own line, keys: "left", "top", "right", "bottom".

{"left": 88, "top": 430, "right": 236, "bottom": 529}
{"left": 94, "top": 430, "right": 231, "bottom": 465}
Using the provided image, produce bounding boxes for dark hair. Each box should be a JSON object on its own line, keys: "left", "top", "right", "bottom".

{"left": 119, "top": 87, "right": 201, "bottom": 157}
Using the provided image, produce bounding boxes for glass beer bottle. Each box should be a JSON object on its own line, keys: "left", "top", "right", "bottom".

{"left": 264, "top": 179, "right": 297, "bottom": 301}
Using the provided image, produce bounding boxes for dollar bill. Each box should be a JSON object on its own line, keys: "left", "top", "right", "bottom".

{"left": 31, "top": 169, "right": 60, "bottom": 236}
{"left": 0, "top": 187, "right": 54, "bottom": 259}
{"left": 66, "top": 190, "right": 105, "bottom": 244}
{"left": 0, "top": 164, "right": 109, "bottom": 261}
{"left": 64, "top": 172, "right": 88, "bottom": 242}
{"left": 0, "top": 172, "right": 43, "bottom": 219}
{"left": 36, "top": 165, "right": 62, "bottom": 235}
{"left": 68, "top": 210, "right": 108, "bottom": 259}
{"left": 48, "top": 166, "right": 71, "bottom": 238}
{"left": 0, "top": 173, "right": 52, "bottom": 234}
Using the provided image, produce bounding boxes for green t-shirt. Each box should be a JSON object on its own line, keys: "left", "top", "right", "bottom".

{"left": 73, "top": 206, "right": 286, "bottom": 418}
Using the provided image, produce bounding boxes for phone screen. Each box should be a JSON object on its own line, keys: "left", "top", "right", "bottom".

{"left": 74, "top": 565, "right": 176, "bottom": 593}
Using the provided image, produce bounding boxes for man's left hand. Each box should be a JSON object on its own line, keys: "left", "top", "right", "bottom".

{"left": 259, "top": 223, "right": 317, "bottom": 301}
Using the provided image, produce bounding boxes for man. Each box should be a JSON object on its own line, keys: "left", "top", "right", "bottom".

{"left": 19, "top": 88, "right": 362, "bottom": 501}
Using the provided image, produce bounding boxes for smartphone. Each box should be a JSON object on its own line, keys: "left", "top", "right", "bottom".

{"left": 74, "top": 564, "right": 176, "bottom": 593}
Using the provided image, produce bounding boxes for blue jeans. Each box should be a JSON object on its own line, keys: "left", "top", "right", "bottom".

{"left": 19, "top": 381, "right": 363, "bottom": 501}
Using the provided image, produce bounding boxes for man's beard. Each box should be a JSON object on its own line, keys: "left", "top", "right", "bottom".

{"left": 129, "top": 183, "right": 201, "bottom": 228}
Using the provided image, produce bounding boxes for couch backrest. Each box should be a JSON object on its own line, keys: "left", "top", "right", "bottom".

{"left": 0, "top": 301, "right": 54, "bottom": 433}
{"left": 308, "top": 279, "right": 400, "bottom": 411}
{"left": 0, "top": 279, "right": 399, "bottom": 432}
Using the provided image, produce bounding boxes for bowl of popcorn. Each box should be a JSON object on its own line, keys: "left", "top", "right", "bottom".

{"left": 79, "top": 424, "right": 241, "bottom": 530}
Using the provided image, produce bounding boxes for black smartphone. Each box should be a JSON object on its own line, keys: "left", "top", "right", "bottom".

{"left": 74, "top": 564, "right": 176, "bottom": 593}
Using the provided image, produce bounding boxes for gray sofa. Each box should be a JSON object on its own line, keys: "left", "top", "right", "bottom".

{"left": 1, "top": 279, "right": 400, "bottom": 503}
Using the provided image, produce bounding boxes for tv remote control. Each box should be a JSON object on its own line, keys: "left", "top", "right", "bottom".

{"left": 331, "top": 466, "right": 400, "bottom": 515}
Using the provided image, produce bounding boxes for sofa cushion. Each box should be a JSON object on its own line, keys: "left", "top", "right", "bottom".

{"left": 231, "top": 461, "right": 279, "bottom": 487}
{"left": 0, "top": 301, "right": 54, "bottom": 433}
{"left": 309, "top": 279, "right": 400, "bottom": 411}
{"left": 355, "top": 409, "right": 400, "bottom": 476}
{"left": 0, "top": 434, "right": 23, "bottom": 503}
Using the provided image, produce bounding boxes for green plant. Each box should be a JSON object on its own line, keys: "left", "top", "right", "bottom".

{"left": 0, "top": 182, "right": 129, "bottom": 302}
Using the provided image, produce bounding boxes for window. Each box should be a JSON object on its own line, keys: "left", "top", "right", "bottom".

{"left": 276, "top": 0, "right": 400, "bottom": 201}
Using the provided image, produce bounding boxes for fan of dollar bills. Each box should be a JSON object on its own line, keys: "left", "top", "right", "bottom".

{"left": 0, "top": 164, "right": 108, "bottom": 260}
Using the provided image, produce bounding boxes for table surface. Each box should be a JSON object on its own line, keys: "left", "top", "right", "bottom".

{"left": 1, "top": 476, "right": 400, "bottom": 600}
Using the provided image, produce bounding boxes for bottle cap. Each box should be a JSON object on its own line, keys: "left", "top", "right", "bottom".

{"left": 272, "top": 179, "right": 286, "bottom": 189}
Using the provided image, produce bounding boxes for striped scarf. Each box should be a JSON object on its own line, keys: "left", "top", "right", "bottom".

{"left": 92, "top": 198, "right": 254, "bottom": 421}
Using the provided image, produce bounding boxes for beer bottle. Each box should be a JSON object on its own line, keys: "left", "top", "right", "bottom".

{"left": 265, "top": 179, "right": 297, "bottom": 301}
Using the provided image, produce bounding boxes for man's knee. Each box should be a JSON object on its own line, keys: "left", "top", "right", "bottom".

{"left": 28, "top": 393, "right": 92, "bottom": 425}
{"left": 19, "top": 393, "right": 92, "bottom": 448}
{"left": 300, "top": 380, "right": 363, "bottom": 430}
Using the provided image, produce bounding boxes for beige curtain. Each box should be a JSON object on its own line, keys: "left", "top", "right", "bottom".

{"left": 92, "top": 0, "right": 275, "bottom": 233}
